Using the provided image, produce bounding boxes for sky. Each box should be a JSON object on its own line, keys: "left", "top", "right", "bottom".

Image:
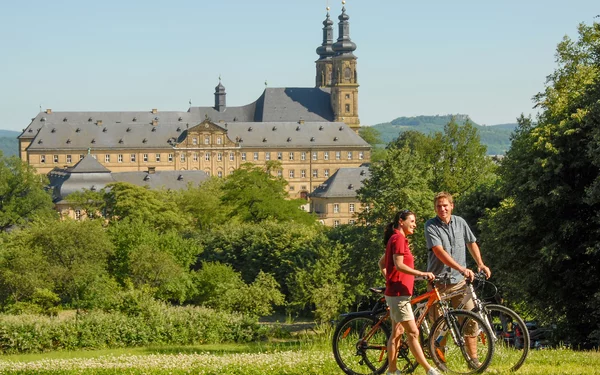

{"left": 1, "top": 1, "right": 598, "bottom": 132}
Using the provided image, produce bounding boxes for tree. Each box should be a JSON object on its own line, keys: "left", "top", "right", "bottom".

{"left": 221, "top": 163, "right": 315, "bottom": 225}
{"left": 175, "top": 177, "right": 229, "bottom": 232}
{"left": 103, "top": 182, "right": 191, "bottom": 232}
{"left": 66, "top": 188, "right": 106, "bottom": 220}
{"left": 359, "top": 126, "right": 386, "bottom": 162}
{"left": 0, "top": 153, "right": 55, "bottom": 230}
{"left": 479, "top": 22, "right": 600, "bottom": 347}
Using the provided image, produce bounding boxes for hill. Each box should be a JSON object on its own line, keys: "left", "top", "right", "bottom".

{"left": 0, "top": 130, "right": 20, "bottom": 157}
{"left": 371, "top": 115, "right": 516, "bottom": 155}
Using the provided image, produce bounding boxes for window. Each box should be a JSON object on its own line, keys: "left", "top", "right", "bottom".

{"left": 192, "top": 137, "right": 197, "bottom": 145}
{"left": 277, "top": 152, "right": 282, "bottom": 160}
{"left": 289, "top": 185, "right": 295, "bottom": 191}
{"left": 289, "top": 152, "right": 294, "bottom": 161}
{"left": 180, "top": 153, "right": 185, "bottom": 162}
{"left": 53, "top": 155, "right": 59, "bottom": 163}
{"left": 40, "top": 155, "right": 46, "bottom": 163}
{"left": 66, "top": 155, "right": 72, "bottom": 163}
{"left": 241, "top": 152, "right": 246, "bottom": 161}
{"left": 254, "top": 152, "right": 259, "bottom": 161}
{"left": 324, "top": 151, "right": 329, "bottom": 160}
{"left": 265, "top": 152, "right": 271, "bottom": 161}
{"left": 75, "top": 209, "right": 81, "bottom": 220}
{"left": 324, "top": 169, "right": 330, "bottom": 177}
{"left": 334, "top": 220, "right": 340, "bottom": 228}
{"left": 312, "top": 152, "right": 317, "bottom": 160}
{"left": 105, "top": 154, "right": 111, "bottom": 163}
{"left": 347, "top": 151, "right": 353, "bottom": 160}
{"left": 345, "top": 94, "right": 350, "bottom": 99}
{"left": 336, "top": 151, "right": 341, "bottom": 160}
{"left": 204, "top": 136, "right": 210, "bottom": 145}
{"left": 345, "top": 104, "right": 350, "bottom": 112}
{"left": 217, "top": 171, "right": 223, "bottom": 178}
{"left": 359, "top": 151, "right": 364, "bottom": 160}
{"left": 205, "top": 152, "right": 210, "bottom": 161}
{"left": 217, "top": 152, "right": 222, "bottom": 161}
{"left": 217, "top": 137, "right": 222, "bottom": 145}
{"left": 334, "top": 204, "right": 339, "bottom": 213}
{"left": 301, "top": 152, "right": 306, "bottom": 161}
{"left": 277, "top": 169, "right": 283, "bottom": 177}
{"left": 349, "top": 203, "right": 355, "bottom": 213}
{"left": 349, "top": 219, "right": 355, "bottom": 225}
{"left": 118, "top": 154, "right": 123, "bottom": 163}
{"left": 312, "top": 169, "right": 318, "bottom": 178}
{"left": 289, "top": 170, "right": 295, "bottom": 178}
{"left": 143, "top": 154, "right": 148, "bottom": 162}
{"left": 168, "top": 153, "right": 173, "bottom": 162}
{"left": 229, "top": 152, "right": 234, "bottom": 161}
{"left": 155, "top": 153, "right": 161, "bottom": 162}
{"left": 131, "top": 154, "right": 136, "bottom": 162}
{"left": 301, "top": 169, "right": 306, "bottom": 178}
{"left": 193, "top": 153, "right": 198, "bottom": 162}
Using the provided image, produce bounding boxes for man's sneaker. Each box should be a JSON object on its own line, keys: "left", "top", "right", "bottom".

{"left": 468, "top": 358, "right": 482, "bottom": 370}
{"left": 386, "top": 370, "right": 401, "bottom": 375}
{"left": 426, "top": 368, "right": 442, "bottom": 375}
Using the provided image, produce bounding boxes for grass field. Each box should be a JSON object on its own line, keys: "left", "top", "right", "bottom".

{"left": 0, "top": 341, "right": 598, "bottom": 375}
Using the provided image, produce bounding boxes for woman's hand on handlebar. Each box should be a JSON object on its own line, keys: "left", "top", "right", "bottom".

{"left": 421, "top": 271, "right": 435, "bottom": 281}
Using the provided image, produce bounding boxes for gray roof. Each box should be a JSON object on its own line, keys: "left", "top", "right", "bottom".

{"left": 19, "top": 87, "right": 340, "bottom": 151}
{"left": 310, "top": 165, "right": 371, "bottom": 198}
{"left": 219, "top": 121, "right": 367, "bottom": 148}
{"left": 48, "top": 158, "right": 209, "bottom": 202}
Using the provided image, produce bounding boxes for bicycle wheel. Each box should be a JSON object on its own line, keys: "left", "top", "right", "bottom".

{"left": 484, "top": 304, "right": 530, "bottom": 372}
{"left": 428, "top": 310, "right": 494, "bottom": 374}
{"left": 333, "top": 314, "right": 391, "bottom": 375}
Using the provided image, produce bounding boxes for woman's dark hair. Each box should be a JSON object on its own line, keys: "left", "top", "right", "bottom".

{"left": 383, "top": 210, "right": 415, "bottom": 245}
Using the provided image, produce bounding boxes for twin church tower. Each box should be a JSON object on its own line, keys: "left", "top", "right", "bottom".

{"left": 315, "top": 4, "right": 360, "bottom": 130}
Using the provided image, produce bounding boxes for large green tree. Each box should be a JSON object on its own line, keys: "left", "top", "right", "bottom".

{"left": 480, "top": 22, "right": 600, "bottom": 346}
{"left": 0, "top": 153, "right": 55, "bottom": 230}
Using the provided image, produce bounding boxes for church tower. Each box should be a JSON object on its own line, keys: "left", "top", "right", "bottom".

{"left": 331, "top": 1, "right": 359, "bottom": 131}
{"left": 315, "top": 7, "right": 334, "bottom": 88}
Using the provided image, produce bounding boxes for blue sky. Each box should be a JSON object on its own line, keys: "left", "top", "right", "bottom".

{"left": 0, "top": 1, "right": 598, "bottom": 132}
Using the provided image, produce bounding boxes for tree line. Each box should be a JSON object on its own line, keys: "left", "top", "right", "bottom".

{"left": 0, "top": 21, "right": 599, "bottom": 348}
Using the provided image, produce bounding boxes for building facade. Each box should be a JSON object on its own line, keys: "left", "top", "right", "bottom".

{"left": 18, "top": 5, "right": 369, "bottom": 203}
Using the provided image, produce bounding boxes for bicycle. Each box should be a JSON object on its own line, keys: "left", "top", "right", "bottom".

{"left": 332, "top": 276, "right": 494, "bottom": 375}
{"left": 440, "top": 271, "right": 530, "bottom": 372}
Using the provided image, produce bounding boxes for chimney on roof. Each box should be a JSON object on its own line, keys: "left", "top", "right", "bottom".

{"left": 46, "top": 109, "right": 52, "bottom": 114}
{"left": 97, "top": 120, "right": 103, "bottom": 126}
{"left": 152, "top": 119, "right": 158, "bottom": 126}
{"left": 298, "top": 118, "right": 305, "bottom": 124}
{"left": 151, "top": 108, "right": 158, "bottom": 114}
{"left": 148, "top": 166, "right": 156, "bottom": 174}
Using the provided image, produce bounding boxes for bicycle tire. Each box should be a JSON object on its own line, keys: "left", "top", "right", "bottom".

{"left": 332, "top": 314, "right": 391, "bottom": 375}
{"left": 484, "top": 304, "right": 530, "bottom": 372}
{"left": 428, "top": 309, "right": 494, "bottom": 374}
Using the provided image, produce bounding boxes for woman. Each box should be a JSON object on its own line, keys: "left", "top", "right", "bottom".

{"left": 378, "top": 210, "right": 441, "bottom": 375}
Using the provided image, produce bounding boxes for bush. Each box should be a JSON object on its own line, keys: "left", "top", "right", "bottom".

{"left": 0, "top": 306, "right": 267, "bottom": 354}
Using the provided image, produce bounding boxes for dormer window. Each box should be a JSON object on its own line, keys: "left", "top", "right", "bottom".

{"left": 51, "top": 128, "right": 56, "bottom": 133}
{"left": 91, "top": 138, "right": 96, "bottom": 144}
{"left": 38, "top": 139, "right": 43, "bottom": 144}
{"left": 178, "top": 117, "right": 183, "bottom": 121}
{"left": 177, "top": 175, "right": 184, "bottom": 181}
{"left": 287, "top": 137, "right": 292, "bottom": 142}
{"left": 272, "top": 126, "right": 277, "bottom": 131}
{"left": 142, "top": 138, "right": 148, "bottom": 143}
{"left": 360, "top": 170, "right": 366, "bottom": 176}
{"left": 333, "top": 137, "right": 338, "bottom": 141}
{"left": 296, "top": 126, "right": 300, "bottom": 131}
{"left": 119, "top": 139, "right": 124, "bottom": 144}
{"left": 133, "top": 117, "right": 137, "bottom": 122}
{"left": 76, "top": 128, "right": 81, "bottom": 132}
{"left": 339, "top": 126, "right": 344, "bottom": 131}
{"left": 40, "top": 117, "right": 46, "bottom": 122}
{"left": 348, "top": 184, "right": 354, "bottom": 190}
{"left": 102, "top": 127, "right": 107, "bottom": 132}
{"left": 126, "top": 127, "right": 131, "bottom": 132}
{"left": 66, "top": 139, "right": 71, "bottom": 144}
{"left": 310, "top": 137, "right": 315, "bottom": 142}
{"left": 248, "top": 127, "right": 253, "bottom": 132}
{"left": 63, "top": 117, "right": 68, "bottom": 122}
{"left": 263, "top": 138, "right": 267, "bottom": 142}
{"left": 151, "top": 127, "right": 156, "bottom": 132}
{"left": 319, "top": 126, "right": 324, "bottom": 130}
{"left": 88, "top": 117, "right": 93, "bottom": 122}
{"left": 176, "top": 127, "right": 181, "bottom": 132}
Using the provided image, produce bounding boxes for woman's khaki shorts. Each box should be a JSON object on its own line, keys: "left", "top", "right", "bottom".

{"left": 385, "top": 295, "right": 414, "bottom": 323}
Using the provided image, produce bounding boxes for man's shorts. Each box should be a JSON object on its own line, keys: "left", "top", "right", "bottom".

{"left": 385, "top": 295, "right": 414, "bottom": 323}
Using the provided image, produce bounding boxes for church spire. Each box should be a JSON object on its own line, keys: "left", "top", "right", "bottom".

{"left": 315, "top": 7, "right": 335, "bottom": 87}
{"left": 332, "top": 1, "right": 357, "bottom": 57}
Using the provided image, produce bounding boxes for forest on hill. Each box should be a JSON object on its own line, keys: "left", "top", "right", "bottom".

{"left": 371, "top": 114, "right": 517, "bottom": 155}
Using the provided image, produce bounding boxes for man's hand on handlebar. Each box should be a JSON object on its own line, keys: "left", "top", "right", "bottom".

{"left": 462, "top": 268, "right": 475, "bottom": 282}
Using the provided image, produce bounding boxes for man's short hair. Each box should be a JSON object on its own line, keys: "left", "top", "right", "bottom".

{"left": 434, "top": 191, "right": 454, "bottom": 205}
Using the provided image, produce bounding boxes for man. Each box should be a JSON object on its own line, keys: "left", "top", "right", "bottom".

{"left": 424, "top": 191, "right": 491, "bottom": 366}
